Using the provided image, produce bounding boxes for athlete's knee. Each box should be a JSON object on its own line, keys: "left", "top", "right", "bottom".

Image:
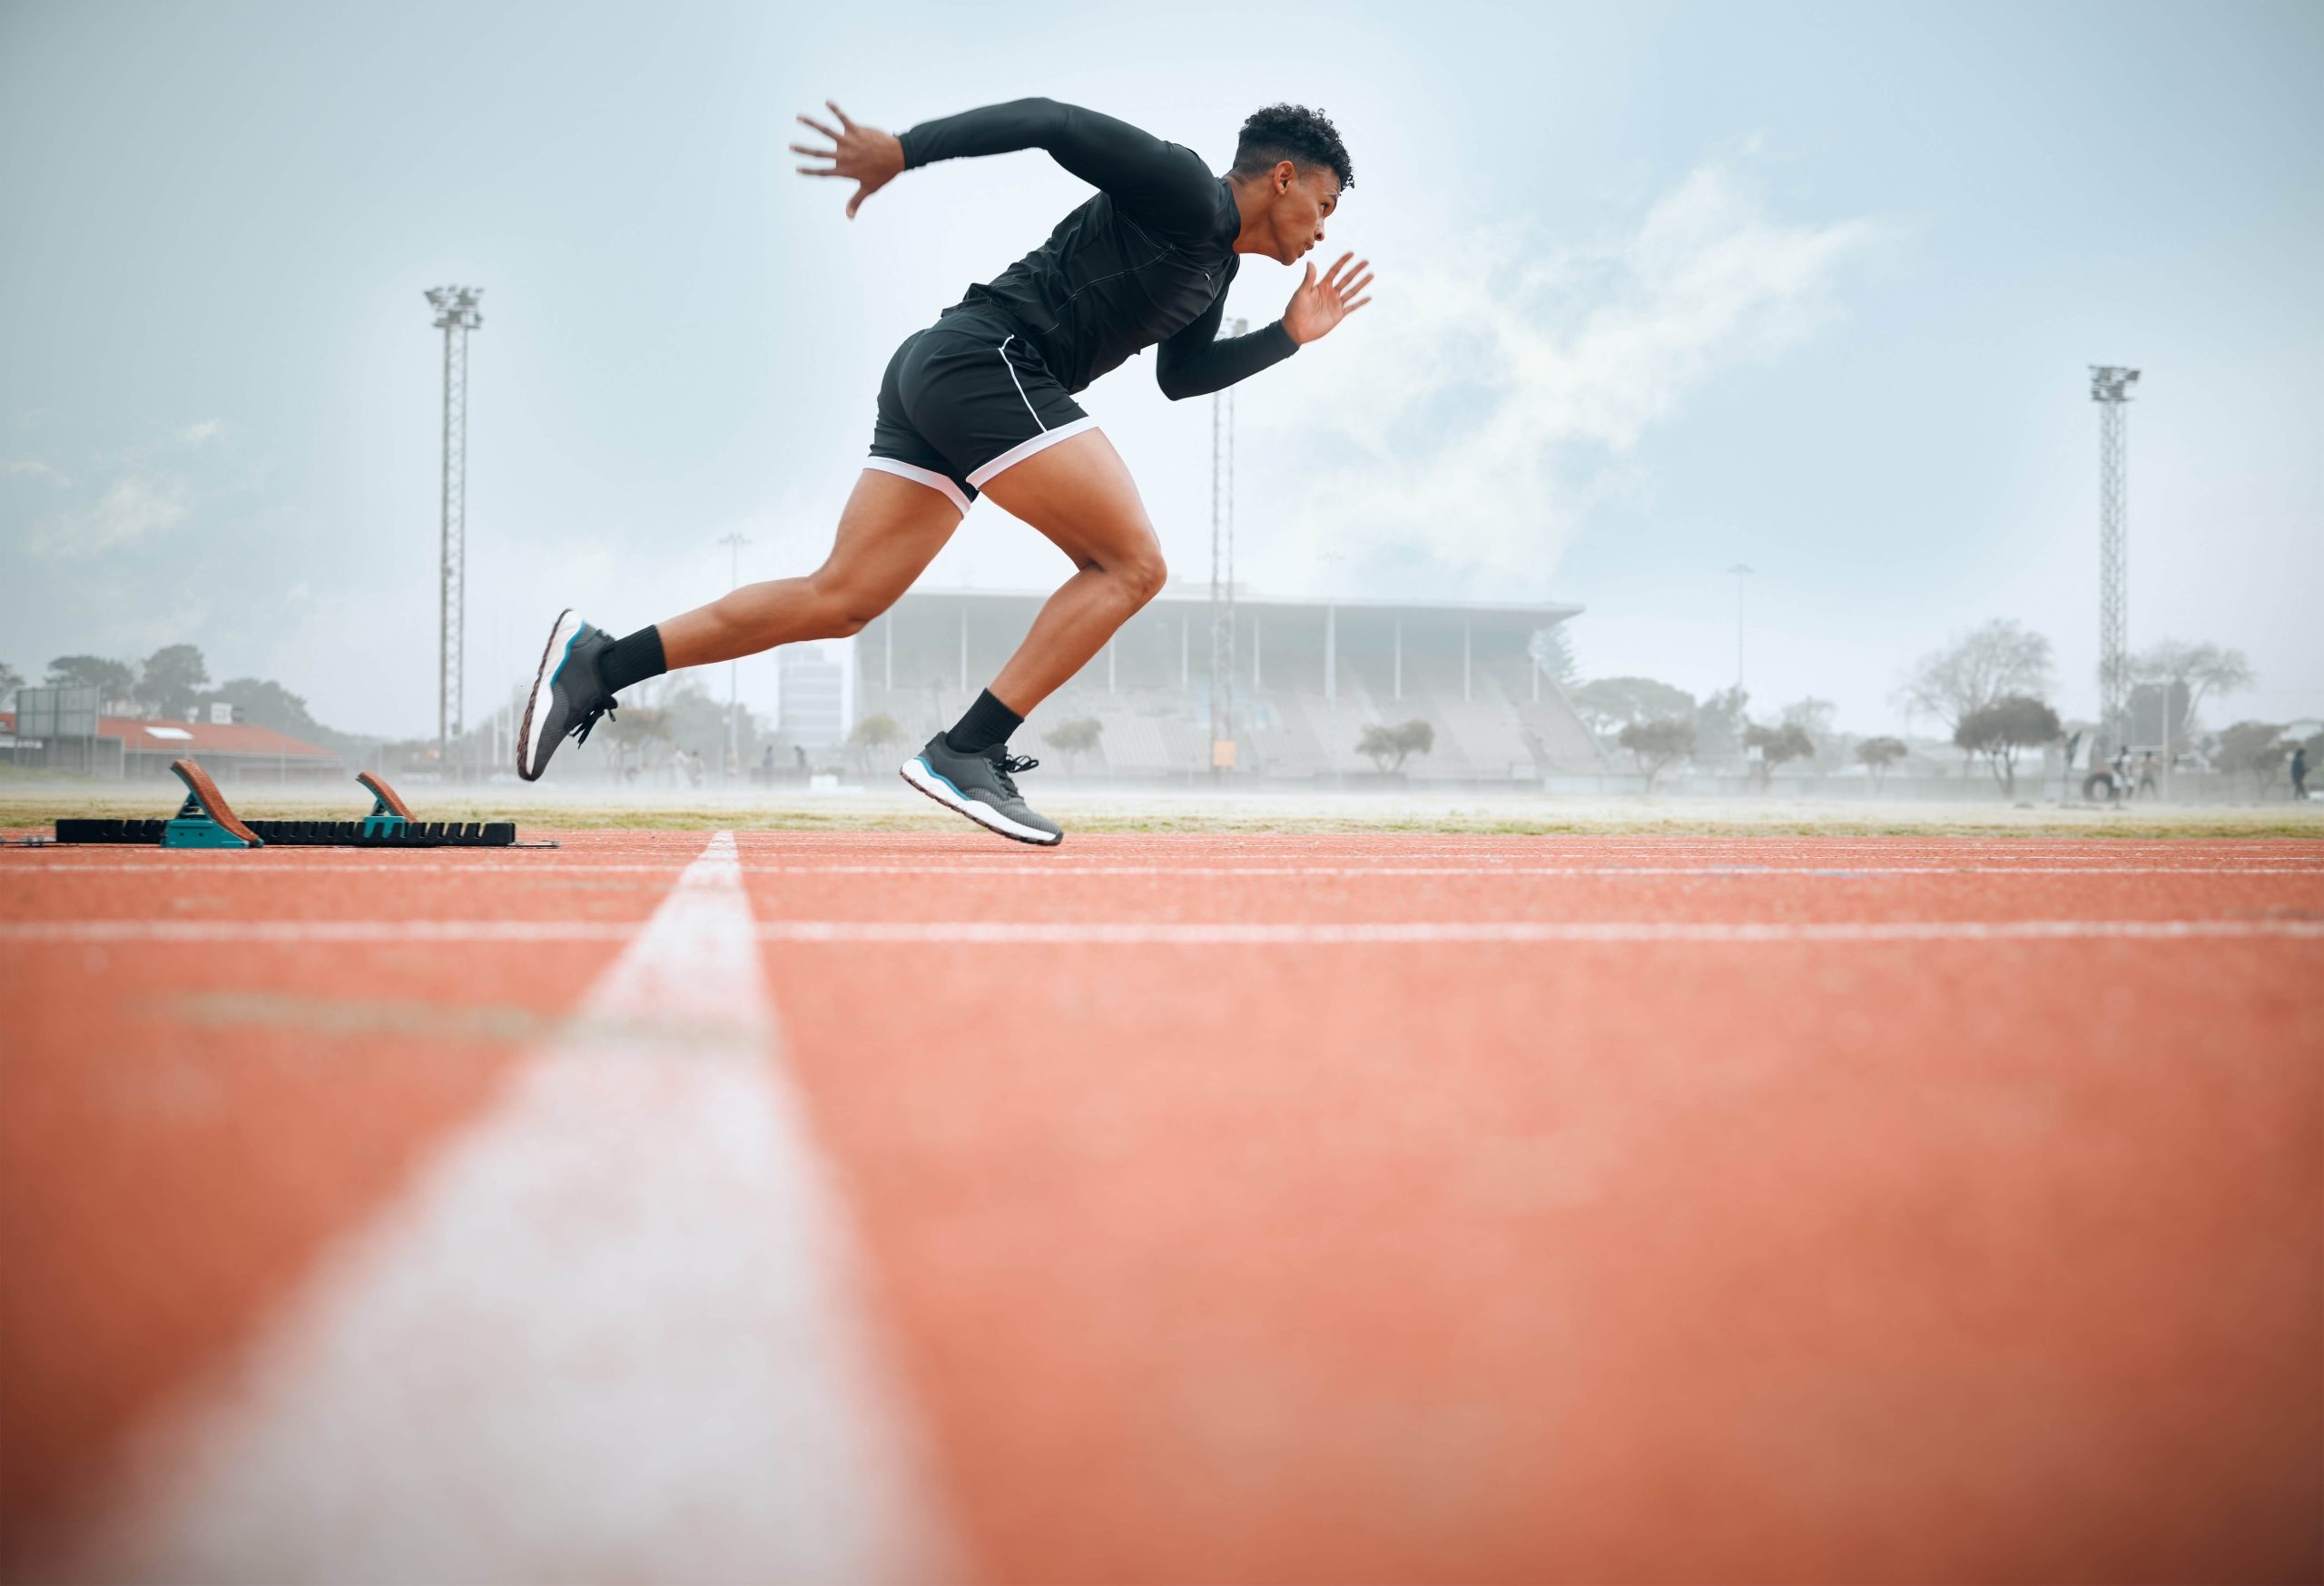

{"left": 1113, "top": 546, "right": 1167, "bottom": 608}
{"left": 802, "top": 571, "right": 889, "bottom": 638}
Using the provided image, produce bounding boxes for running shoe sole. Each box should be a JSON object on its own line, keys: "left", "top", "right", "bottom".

{"left": 900, "top": 756, "right": 1063, "bottom": 846}
{"left": 517, "top": 608, "right": 586, "bottom": 782}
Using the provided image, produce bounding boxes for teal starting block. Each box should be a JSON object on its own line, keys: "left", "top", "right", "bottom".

{"left": 357, "top": 770, "right": 410, "bottom": 840}
{"left": 162, "top": 759, "right": 264, "bottom": 849}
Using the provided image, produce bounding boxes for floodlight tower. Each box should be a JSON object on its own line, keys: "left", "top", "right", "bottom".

{"left": 717, "top": 532, "right": 751, "bottom": 776}
{"left": 1207, "top": 316, "right": 1247, "bottom": 778}
{"left": 427, "top": 286, "right": 484, "bottom": 770}
{"left": 2089, "top": 365, "right": 2139, "bottom": 754}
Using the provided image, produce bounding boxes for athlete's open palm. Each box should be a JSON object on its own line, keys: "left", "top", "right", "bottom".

{"left": 1283, "top": 252, "right": 1374, "bottom": 345}
{"left": 792, "top": 102, "right": 905, "bottom": 220}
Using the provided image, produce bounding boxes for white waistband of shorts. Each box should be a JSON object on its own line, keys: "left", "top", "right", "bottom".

{"left": 965, "top": 416, "right": 1101, "bottom": 489}
{"left": 862, "top": 457, "right": 970, "bottom": 517}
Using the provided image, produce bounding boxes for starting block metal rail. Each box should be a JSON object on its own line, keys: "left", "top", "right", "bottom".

{"left": 37, "top": 760, "right": 545, "bottom": 849}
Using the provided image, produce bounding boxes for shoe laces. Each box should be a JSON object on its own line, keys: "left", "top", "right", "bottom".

{"left": 569, "top": 701, "right": 616, "bottom": 746}
{"left": 988, "top": 749, "right": 1038, "bottom": 796}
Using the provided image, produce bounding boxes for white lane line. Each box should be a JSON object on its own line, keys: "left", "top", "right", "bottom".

{"left": 6, "top": 861, "right": 2320, "bottom": 878}
{"left": 76, "top": 832, "right": 950, "bottom": 1585}
{"left": 8, "top": 917, "right": 2321, "bottom": 947}
{"left": 3, "top": 920, "right": 639, "bottom": 942}
{"left": 746, "top": 919, "right": 2324, "bottom": 945}
{"left": 729, "top": 863, "right": 2324, "bottom": 878}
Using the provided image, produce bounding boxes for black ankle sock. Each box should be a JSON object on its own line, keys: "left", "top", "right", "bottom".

{"left": 598, "top": 626, "right": 666, "bottom": 696}
{"left": 944, "top": 689, "right": 1024, "bottom": 755}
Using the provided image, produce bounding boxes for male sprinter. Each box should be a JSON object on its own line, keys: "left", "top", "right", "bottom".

{"left": 517, "top": 97, "right": 1371, "bottom": 843}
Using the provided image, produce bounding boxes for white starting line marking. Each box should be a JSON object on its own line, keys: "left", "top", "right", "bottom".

{"left": 6, "top": 860, "right": 2320, "bottom": 877}
{"left": 9, "top": 917, "right": 2321, "bottom": 947}
{"left": 78, "top": 833, "right": 949, "bottom": 1584}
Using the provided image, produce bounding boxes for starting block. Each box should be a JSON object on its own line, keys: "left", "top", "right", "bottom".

{"left": 162, "top": 758, "right": 263, "bottom": 848}
{"left": 48, "top": 759, "right": 536, "bottom": 849}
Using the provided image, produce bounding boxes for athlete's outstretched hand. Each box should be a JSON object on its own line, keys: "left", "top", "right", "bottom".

{"left": 1282, "top": 252, "right": 1374, "bottom": 345}
{"left": 791, "top": 102, "right": 905, "bottom": 220}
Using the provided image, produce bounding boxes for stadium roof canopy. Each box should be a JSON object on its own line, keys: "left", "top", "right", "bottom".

{"left": 898, "top": 585, "right": 1583, "bottom": 625}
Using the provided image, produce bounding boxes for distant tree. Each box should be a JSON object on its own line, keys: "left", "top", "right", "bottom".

{"left": 1041, "top": 715, "right": 1104, "bottom": 774}
{"left": 45, "top": 655, "right": 136, "bottom": 710}
{"left": 1527, "top": 627, "right": 1579, "bottom": 688}
{"left": 595, "top": 678, "right": 672, "bottom": 777}
{"left": 1693, "top": 685, "right": 1751, "bottom": 763}
{"left": 0, "top": 661, "right": 21, "bottom": 706}
{"left": 2214, "top": 721, "right": 2288, "bottom": 795}
{"left": 201, "top": 677, "right": 330, "bottom": 740}
{"left": 1618, "top": 717, "right": 1695, "bottom": 793}
{"left": 1896, "top": 620, "right": 2054, "bottom": 736}
{"left": 848, "top": 711, "right": 902, "bottom": 772}
{"left": 1953, "top": 694, "right": 2061, "bottom": 798}
{"left": 1392, "top": 720, "right": 1434, "bottom": 768}
{"left": 1781, "top": 697, "right": 1836, "bottom": 733}
{"left": 1741, "top": 721, "right": 1816, "bottom": 789}
{"left": 1569, "top": 676, "right": 1694, "bottom": 738}
{"left": 1856, "top": 734, "right": 1908, "bottom": 792}
{"left": 1355, "top": 719, "right": 1435, "bottom": 773}
{"left": 2131, "top": 640, "right": 2254, "bottom": 748}
{"left": 1780, "top": 696, "right": 1837, "bottom": 756}
{"left": 133, "top": 644, "right": 211, "bottom": 718}
{"left": 655, "top": 680, "right": 750, "bottom": 770}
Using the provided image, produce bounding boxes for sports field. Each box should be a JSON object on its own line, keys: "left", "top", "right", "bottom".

{"left": 4, "top": 822, "right": 2320, "bottom": 1581}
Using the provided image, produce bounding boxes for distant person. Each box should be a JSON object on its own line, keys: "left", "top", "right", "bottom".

{"left": 2136, "top": 751, "right": 2158, "bottom": 798}
{"left": 514, "top": 98, "right": 1371, "bottom": 844}
{"left": 2294, "top": 744, "right": 2309, "bottom": 801}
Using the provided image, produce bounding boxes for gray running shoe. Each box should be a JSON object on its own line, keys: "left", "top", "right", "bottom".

{"left": 901, "top": 734, "right": 1064, "bottom": 846}
{"left": 517, "top": 608, "right": 618, "bottom": 781}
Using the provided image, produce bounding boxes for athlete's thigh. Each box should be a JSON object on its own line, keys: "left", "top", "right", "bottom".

{"left": 814, "top": 468, "right": 963, "bottom": 608}
{"left": 976, "top": 429, "right": 1159, "bottom": 571}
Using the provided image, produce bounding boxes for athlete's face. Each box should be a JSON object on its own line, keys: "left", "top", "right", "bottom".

{"left": 1264, "top": 162, "right": 1343, "bottom": 265}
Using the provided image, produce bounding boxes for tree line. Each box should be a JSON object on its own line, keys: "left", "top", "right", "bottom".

{"left": 0, "top": 645, "right": 361, "bottom": 755}
{"left": 1565, "top": 620, "right": 2308, "bottom": 796}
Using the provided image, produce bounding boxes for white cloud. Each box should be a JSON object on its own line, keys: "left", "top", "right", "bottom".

{"left": 27, "top": 474, "right": 192, "bottom": 560}
{"left": 3, "top": 458, "right": 71, "bottom": 486}
{"left": 1256, "top": 153, "right": 1882, "bottom": 589}
{"left": 179, "top": 418, "right": 230, "bottom": 445}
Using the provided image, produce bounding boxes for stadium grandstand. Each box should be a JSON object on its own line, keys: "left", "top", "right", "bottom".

{"left": 842, "top": 586, "right": 1605, "bottom": 786}
{"left": 0, "top": 694, "right": 340, "bottom": 783}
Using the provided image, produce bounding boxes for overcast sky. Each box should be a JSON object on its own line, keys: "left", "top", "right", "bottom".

{"left": 4, "top": 0, "right": 2318, "bottom": 739}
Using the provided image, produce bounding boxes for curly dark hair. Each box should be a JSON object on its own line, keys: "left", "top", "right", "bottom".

{"left": 1232, "top": 103, "right": 1354, "bottom": 192}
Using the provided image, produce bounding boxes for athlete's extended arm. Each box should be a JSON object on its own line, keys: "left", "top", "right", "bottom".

{"left": 794, "top": 96, "right": 1215, "bottom": 237}
{"left": 1157, "top": 251, "right": 1374, "bottom": 400}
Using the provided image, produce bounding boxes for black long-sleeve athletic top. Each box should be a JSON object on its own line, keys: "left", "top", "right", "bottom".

{"left": 898, "top": 98, "right": 1299, "bottom": 399}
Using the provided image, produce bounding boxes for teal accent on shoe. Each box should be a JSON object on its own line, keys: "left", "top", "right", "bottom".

{"left": 919, "top": 756, "right": 970, "bottom": 803}
{"left": 549, "top": 626, "right": 586, "bottom": 687}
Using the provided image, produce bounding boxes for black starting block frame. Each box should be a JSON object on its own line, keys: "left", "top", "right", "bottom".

{"left": 42, "top": 759, "right": 542, "bottom": 849}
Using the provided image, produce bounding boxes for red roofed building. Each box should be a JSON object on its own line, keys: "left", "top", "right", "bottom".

{"left": 0, "top": 711, "right": 340, "bottom": 783}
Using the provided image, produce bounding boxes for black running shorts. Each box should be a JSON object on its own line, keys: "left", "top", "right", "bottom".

{"left": 866, "top": 306, "right": 1097, "bottom": 516}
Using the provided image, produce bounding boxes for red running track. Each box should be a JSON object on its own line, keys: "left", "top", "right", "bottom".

{"left": 2, "top": 832, "right": 2319, "bottom": 1581}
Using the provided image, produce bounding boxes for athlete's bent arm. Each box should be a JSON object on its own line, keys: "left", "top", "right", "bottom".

{"left": 794, "top": 96, "right": 1217, "bottom": 239}
{"left": 1155, "top": 294, "right": 1299, "bottom": 401}
{"left": 1157, "top": 249, "right": 1375, "bottom": 399}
